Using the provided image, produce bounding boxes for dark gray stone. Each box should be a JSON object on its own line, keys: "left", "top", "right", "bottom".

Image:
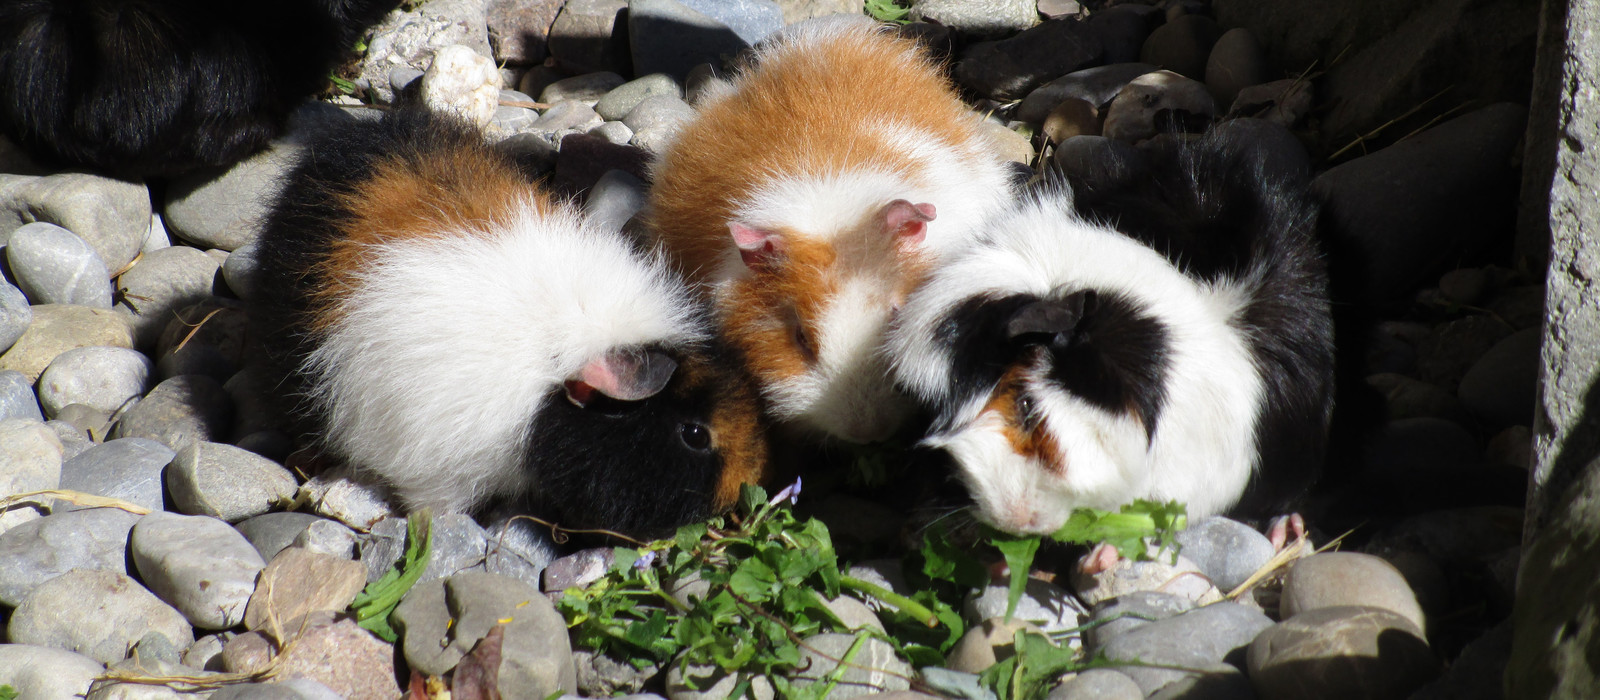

{"left": 236, "top": 512, "right": 328, "bottom": 563}
{"left": 1458, "top": 327, "right": 1540, "bottom": 429}
{"left": 910, "top": 0, "right": 1037, "bottom": 36}
{"left": 1084, "top": 591, "right": 1196, "bottom": 650}
{"left": 1312, "top": 103, "right": 1527, "bottom": 304}
{"left": 1174, "top": 516, "right": 1275, "bottom": 593}
{"left": 166, "top": 441, "right": 298, "bottom": 522}
{"left": 1100, "top": 602, "right": 1273, "bottom": 695}
{"left": 5, "top": 222, "right": 112, "bottom": 308}
{"left": 1016, "top": 63, "right": 1158, "bottom": 124}
{"left": 1203, "top": 28, "right": 1270, "bottom": 109}
{"left": 1247, "top": 606, "right": 1439, "bottom": 700}
{"left": 539, "top": 72, "right": 628, "bottom": 106}
{"left": 1048, "top": 668, "right": 1141, "bottom": 700}
{"left": 1139, "top": 13, "right": 1222, "bottom": 81}
{"left": 0, "top": 507, "right": 142, "bottom": 608}
{"left": 0, "top": 369, "right": 42, "bottom": 422}
{"left": 108, "top": 374, "right": 234, "bottom": 451}
{"left": 0, "top": 281, "right": 30, "bottom": 353}
{"left": 547, "top": 0, "right": 632, "bottom": 75}
{"left": 488, "top": 0, "right": 565, "bottom": 65}
{"left": 0, "top": 172, "right": 150, "bottom": 273}
{"left": 629, "top": 0, "right": 782, "bottom": 81}
{"left": 1084, "top": 4, "right": 1158, "bottom": 64}
{"left": 131, "top": 511, "right": 266, "bottom": 629}
{"left": 35, "top": 346, "right": 151, "bottom": 419}
{"left": 955, "top": 18, "right": 1104, "bottom": 101}
{"left": 595, "top": 73, "right": 683, "bottom": 121}
{"left": 57, "top": 437, "right": 175, "bottom": 513}
{"left": 7, "top": 568, "right": 193, "bottom": 665}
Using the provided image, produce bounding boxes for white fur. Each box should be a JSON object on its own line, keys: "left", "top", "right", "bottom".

{"left": 889, "top": 189, "right": 1265, "bottom": 524}
{"left": 305, "top": 200, "right": 705, "bottom": 513}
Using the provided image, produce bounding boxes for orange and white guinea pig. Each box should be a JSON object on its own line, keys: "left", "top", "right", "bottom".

{"left": 645, "top": 15, "right": 1019, "bottom": 444}
{"left": 251, "top": 108, "right": 769, "bottom": 537}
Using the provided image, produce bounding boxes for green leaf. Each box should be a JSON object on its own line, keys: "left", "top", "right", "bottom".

{"left": 738, "top": 483, "right": 768, "bottom": 516}
{"left": 921, "top": 526, "right": 989, "bottom": 589}
{"left": 350, "top": 510, "right": 434, "bottom": 642}
{"left": 676, "top": 521, "right": 707, "bottom": 553}
{"left": 0, "top": 685, "right": 17, "bottom": 700}
{"left": 991, "top": 535, "right": 1040, "bottom": 622}
{"left": 864, "top": 0, "right": 911, "bottom": 23}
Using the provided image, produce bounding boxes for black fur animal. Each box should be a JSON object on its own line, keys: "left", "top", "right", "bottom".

{"left": 250, "top": 109, "right": 770, "bottom": 536}
{"left": 0, "top": 0, "right": 400, "bottom": 177}
{"left": 886, "top": 131, "right": 1335, "bottom": 534}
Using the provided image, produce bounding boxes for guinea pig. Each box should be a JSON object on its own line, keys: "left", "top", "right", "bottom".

{"left": 250, "top": 108, "right": 769, "bottom": 537}
{"left": 0, "top": 0, "right": 400, "bottom": 177}
{"left": 885, "top": 131, "right": 1335, "bottom": 535}
{"left": 645, "top": 16, "right": 1018, "bottom": 444}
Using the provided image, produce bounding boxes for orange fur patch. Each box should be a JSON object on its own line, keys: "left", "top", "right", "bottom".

{"left": 646, "top": 23, "right": 986, "bottom": 281}
{"left": 309, "top": 138, "right": 552, "bottom": 331}
{"left": 986, "top": 366, "right": 1066, "bottom": 474}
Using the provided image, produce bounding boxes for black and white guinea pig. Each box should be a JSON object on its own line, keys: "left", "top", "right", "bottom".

{"left": 0, "top": 0, "right": 400, "bottom": 177}
{"left": 250, "top": 108, "right": 770, "bottom": 537}
{"left": 886, "top": 132, "right": 1335, "bottom": 535}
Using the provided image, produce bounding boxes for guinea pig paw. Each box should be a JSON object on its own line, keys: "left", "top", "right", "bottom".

{"left": 1075, "top": 542, "right": 1123, "bottom": 576}
{"left": 1266, "top": 512, "right": 1307, "bottom": 552}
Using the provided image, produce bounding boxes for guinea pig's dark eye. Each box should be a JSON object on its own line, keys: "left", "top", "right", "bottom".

{"left": 1016, "top": 393, "right": 1041, "bottom": 431}
{"left": 679, "top": 422, "right": 712, "bottom": 451}
{"left": 792, "top": 320, "right": 817, "bottom": 363}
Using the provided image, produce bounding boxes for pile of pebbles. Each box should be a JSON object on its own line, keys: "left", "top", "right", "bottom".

{"left": 0, "top": 0, "right": 1530, "bottom": 697}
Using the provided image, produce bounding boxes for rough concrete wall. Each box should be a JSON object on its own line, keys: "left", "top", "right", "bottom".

{"left": 1507, "top": 0, "right": 1600, "bottom": 696}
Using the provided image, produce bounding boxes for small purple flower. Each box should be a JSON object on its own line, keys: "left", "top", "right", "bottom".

{"left": 634, "top": 550, "right": 657, "bottom": 570}
{"left": 769, "top": 476, "right": 803, "bottom": 506}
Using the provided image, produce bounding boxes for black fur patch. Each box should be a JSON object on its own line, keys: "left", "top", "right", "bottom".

{"left": 1041, "top": 290, "right": 1170, "bottom": 441}
{"left": 1060, "top": 132, "right": 1335, "bottom": 516}
{"left": 0, "top": 0, "right": 400, "bottom": 177}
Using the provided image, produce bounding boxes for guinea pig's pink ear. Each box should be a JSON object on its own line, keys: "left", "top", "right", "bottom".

{"left": 881, "top": 199, "right": 936, "bottom": 246}
{"left": 730, "top": 222, "right": 785, "bottom": 268}
{"left": 1006, "top": 292, "right": 1089, "bottom": 343}
{"left": 564, "top": 348, "right": 680, "bottom": 406}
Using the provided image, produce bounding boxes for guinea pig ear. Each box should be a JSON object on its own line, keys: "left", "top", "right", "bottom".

{"left": 1006, "top": 292, "right": 1089, "bottom": 344}
{"left": 729, "top": 222, "right": 785, "bottom": 268}
{"left": 564, "top": 348, "right": 680, "bottom": 406}
{"left": 880, "top": 199, "right": 936, "bottom": 246}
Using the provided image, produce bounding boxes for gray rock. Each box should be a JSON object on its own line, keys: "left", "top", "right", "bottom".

{"left": 361, "top": 513, "right": 489, "bottom": 585}
{"left": 1048, "top": 668, "right": 1142, "bottom": 700}
{"left": 920, "top": 667, "right": 996, "bottom": 700}
{"left": 0, "top": 418, "right": 61, "bottom": 532}
{"left": 1365, "top": 506, "right": 1523, "bottom": 566}
{"left": 0, "top": 505, "right": 140, "bottom": 607}
{"left": 422, "top": 45, "right": 503, "bottom": 128}
{"left": 501, "top": 132, "right": 561, "bottom": 178}
{"left": 235, "top": 430, "right": 294, "bottom": 463}
{"left": 492, "top": 103, "right": 541, "bottom": 135}
{"left": 790, "top": 633, "right": 912, "bottom": 696}
{"left": 911, "top": 0, "right": 1037, "bottom": 36}
{"left": 965, "top": 578, "right": 1089, "bottom": 637}
{"left": 630, "top": 0, "right": 782, "bottom": 80}
{"left": 5, "top": 222, "right": 113, "bottom": 308}
{"left": 666, "top": 658, "right": 776, "bottom": 700}
{"left": 235, "top": 512, "right": 330, "bottom": 563}
{"left": 1247, "top": 606, "right": 1439, "bottom": 700}
{"left": 956, "top": 18, "right": 1104, "bottom": 101}
{"left": 1203, "top": 28, "right": 1269, "bottom": 108}
{"left": 1098, "top": 602, "right": 1274, "bottom": 695}
{"left": 220, "top": 618, "right": 399, "bottom": 698}
{"left": 143, "top": 213, "right": 173, "bottom": 253}
{"left": 389, "top": 66, "right": 426, "bottom": 95}
{"left": 0, "top": 369, "right": 42, "bottom": 422}
{"left": 534, "top": 100, "right": 607, "bottom": 134}
{"left": 1228, "top": 78, "right": 1314, "bottom": 127}
{"left": 1017, "top": 63, "right": 1158, "bottom": 124}
{"left": 1146, "top": 666, "right": 1257, "bottom": 700}
{"left": 209, "top": 680, "right": 345, "bottom": 700}
{"left": 945, "top": 616, "right": 1042, "bottom": 674}
{"left": 542, "top": 547, "right": 615, "bottom": 593}
{"left": 552, "top": 133, "right": 652, "bottom": 194}
{"left": 1487, "top": 284, "right": 1544, "bottom": 330}
{"left": 488, "top": 0, "right": 565, "bottom": 65}
{"left": 46, "top": 416, "right": 97, "bottom": 460}
{"left": 1051, "top": 134, "right": 1149, "bottom": 191}
{"left": 1084, "top": 4, "right": 1157, "bottom": 64}
{"left": 1486, "top": 425, "right": 1532, "bottom": 470}
{"left": 548, "top": 0, "right": 632, "bottom": 75}
{"left": 589, "top": 121, "right": 636, "bottom": 145}
{"left": 774, "top": 0, "right": 862, "bottom": 23}
{"left": 1084, "top": 590, "right": 1197, "bottom": 650}
{"left": 1139, "top": 13, "right": 1222, "bottom": 81}
{"left": 0, "top": 644, "right": 105, "bottom": 698}
{"left": 1410, "top": 620, "right": 1512, "bottom": 700}
{"left": 132, "top": 511, "right": 267, "bottom": 629}
{"left": 1416, "top": 314, "right": 1515, "bottom": 388}
{"left": 0, "top": 172, "right": 150, "bottom": 273}
{"left": 114, "top": 246, "right": 222, "bottom": 350}
{"left": 109, "top": 374, "right": 234, "bottom": 451}
{"left": 1281, "top": 552, "right": 1426, "bottom": 635}
{"left": 597, "top": 73, "right": 684, "bottom": 121}
{"left": 1208, "top": 117, "right": 1313, "bottom": 184}
{"left": 1174, "top": 516, "right": 1275, "bottom": 593}
{"left": 90, "top": 656, "right": 219, "bottom": 699}
{"left": 36, "top": 346, "right": 151, "bottom": 419}
{"left": 164, "top": 142, "right": 302, "bottom": 251}
{"left": 292, "top": 518, "right": 359, "bottom": 560}
{"left": 0, "top": 281, "right": 29, "bottom": 353}
{"left": 0, "top": 304, "right": 134, "bottom": 382}
{"left": 221, "top": 366, "right": 280, "bottom": 440}
{"left": 356, "top": 0, "right": 493, "bottom": 104}
{"left": 166, "top": 441, "right": 298, "bottom": 522}
{"left": 621, "top": 94, "right": 695, "bottom": 134}
{"left": 183, "top": 634, "right": 232, "bottom": 673}
{"left": 540, "top": 72, "right": 628, "bottom": 106}
{"left": 1102, "top": 70, "right": 1216, "bottom": 143}
{"left": 394, "top": 572, "right": 577, "bottom": 696}
{"left": 1366, "top": 373, "right": 1472, "bottom": 425}
{"left": 824, "top": 594, "right": 885, "bottom": 633}
{"left": 1312, "top": 103, "right": 1526, "bottom": 304}
{"left": 575, "top": 649, "right": 657, "bottom": 696}
{"left": 1458, "top": 327, "right": 1540, "bottom": 429}
{"left": 1438, "top": 268, "right": 1492, "bottom": 306}
{"left": 155, "top": 342, "right": 234, "bottom": 383}
{"left": 243, "top": 548, "right": 367, "bottom": 633}
{"left": 7, "top": 568, "right": 193, "bottom": 665}
{"left": 299, "top": 469, "right": 395, "bottom": 530}
{"left": 57, "top": 437, "right": 175, "bottom": 513}
{"left": 1070, "top": 547, "right": 1221, "bottom": 607}
{"left": 628, "top": 125, "right": 679, "bottom": 154}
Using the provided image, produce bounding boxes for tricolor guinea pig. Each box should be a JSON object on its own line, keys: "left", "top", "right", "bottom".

{"left": 645, "top": 16, "right": 1018, "bottom": 444}
{"left": 0, "top": 0, "right": 400, "bottom": 177}
{"left": 250, "top": 108, "right": 769, "bottom": 537}
{"left": 886, "top": 132, "right": 1335, "bottom": 535}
